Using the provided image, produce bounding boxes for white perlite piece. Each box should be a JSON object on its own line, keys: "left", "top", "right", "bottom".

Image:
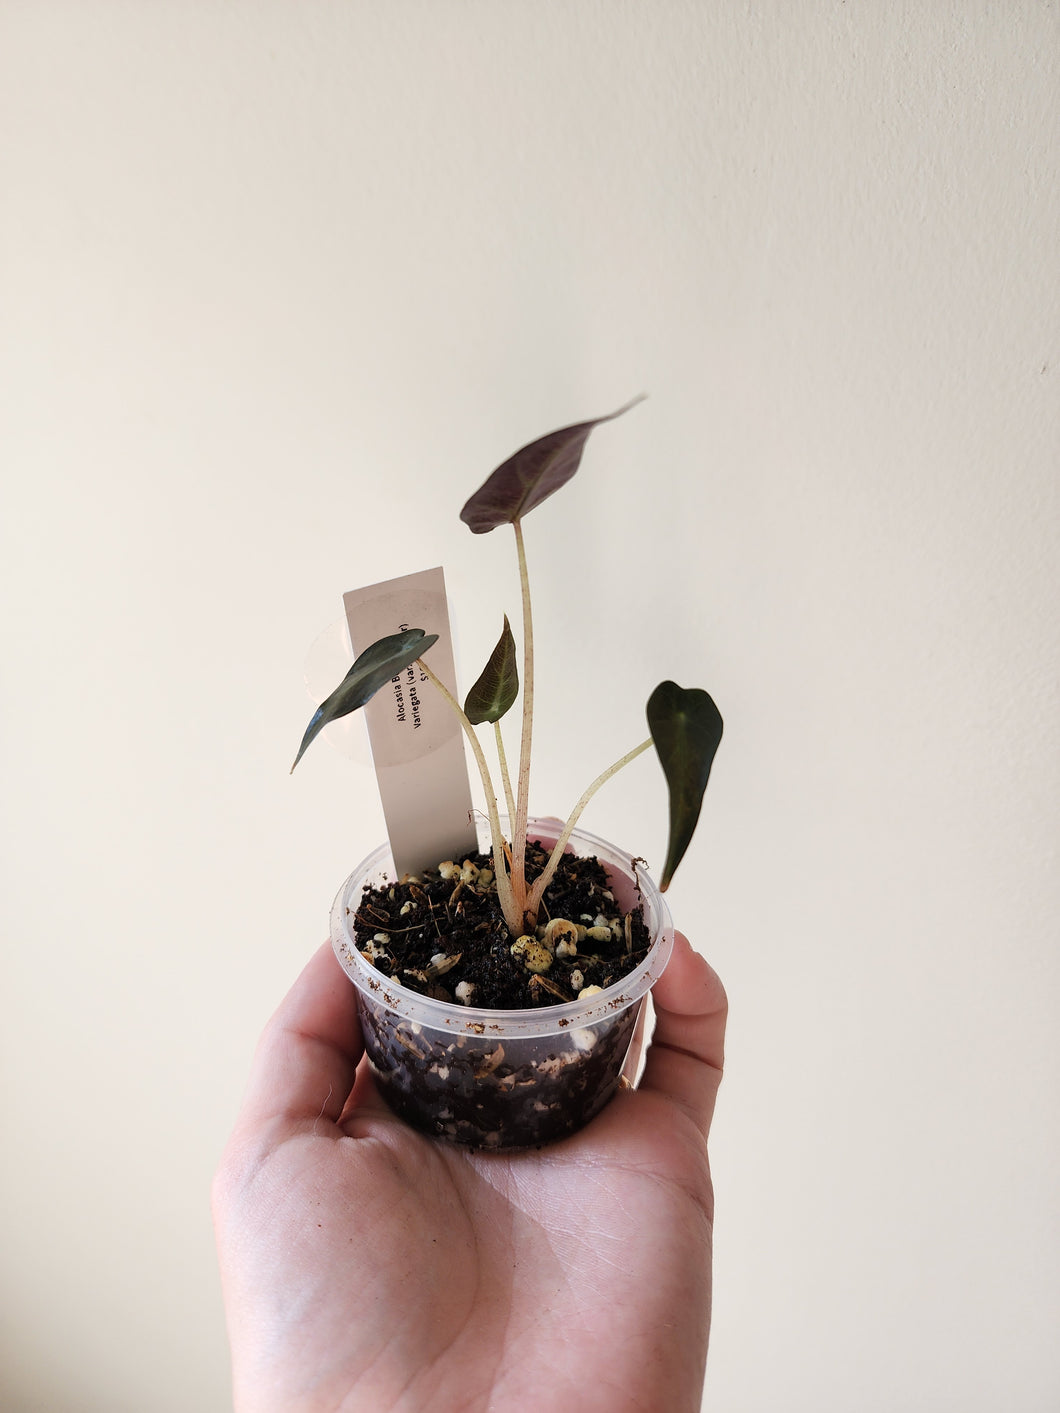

{"left": 510, "top": 936, "right": 553, "bottom": 974}
{"left": 541, "top": 917, "right": 579, "bottom": 959}
{"left": 543, "top": 917, "right": 578, "bottom": 947}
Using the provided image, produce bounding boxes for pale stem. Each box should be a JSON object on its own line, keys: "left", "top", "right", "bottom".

{"left": 512, "top": 517, "right": 534, "bottom": 899}
{"left": 493, "top": 720, "right": 518, "bottom": 825}
{"left": 415, "top": 658, "right": 522, "bottom": 933}
{"left": 525, "top": 737, "right": 654, "bottom": 921}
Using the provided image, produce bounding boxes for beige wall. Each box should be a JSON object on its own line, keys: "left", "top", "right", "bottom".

{"left": 2, "top": 4, "right": 1057, "bottom": 1409}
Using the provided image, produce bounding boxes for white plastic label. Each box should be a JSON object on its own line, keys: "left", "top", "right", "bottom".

{"left": 343, "top": 568, "right": 477, "bottom": 877}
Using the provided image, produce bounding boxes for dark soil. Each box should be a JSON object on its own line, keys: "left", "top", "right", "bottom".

{"left": 358, "top": 991, "right": 640, "bottom": 1149}
{"left": 350, "top": 836, "right": 651, "bottom": 1010}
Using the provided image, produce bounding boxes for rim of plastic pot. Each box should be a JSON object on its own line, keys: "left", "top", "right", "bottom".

{"left": 330, "top": 815, "right": 674, "bottom": 1040}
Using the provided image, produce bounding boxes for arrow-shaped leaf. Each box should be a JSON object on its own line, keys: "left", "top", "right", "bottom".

{"left": 290, "top": 628, "right": 438, "bottom": 773}
{"left": 464, "top": 615, "right": 519, "bottom": 724}
{"left": 647, "top": 680, "right": 724, "bottom": 891}
{"left": 459, "top": 395, "right": 645, "bottom": 534}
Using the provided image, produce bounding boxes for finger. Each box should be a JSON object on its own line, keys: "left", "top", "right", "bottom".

{"left": 337, "top": 1059, "right": 400, "bottom": 1136}
{"left": 235, "top": 942, "right": 364, "bottom": 1137}
{"left": 639, "top": 931, "right": 727, "bottom": 1136}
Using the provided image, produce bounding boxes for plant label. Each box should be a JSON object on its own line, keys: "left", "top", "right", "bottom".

{"left": 344, "top": 568, "right": 477, "bottom": 876}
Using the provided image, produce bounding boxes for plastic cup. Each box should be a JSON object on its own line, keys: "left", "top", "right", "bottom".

{"left": 330, "top": 816, "right": 674, "bottom": 1150}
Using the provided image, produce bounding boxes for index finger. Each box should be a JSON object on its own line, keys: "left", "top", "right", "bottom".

{"left": 639, "top": 931, "right": 727, "bottom": 1135}
{"left": 234, "top": 942, "right": 364, "bottom": 1139}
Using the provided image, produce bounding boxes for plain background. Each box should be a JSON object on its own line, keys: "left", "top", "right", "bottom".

{"left": 2, "top": 4, "right": 1057, "bottom": 1410}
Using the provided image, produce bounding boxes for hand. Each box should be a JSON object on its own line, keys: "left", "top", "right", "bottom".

{"left": 213, "top": 933, "right": 726, "bottom": 1413}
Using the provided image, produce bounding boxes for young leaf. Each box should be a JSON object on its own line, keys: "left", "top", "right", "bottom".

{"left": 647, "top": 681, "right": 724, "bottom": 891}
{"left": 291, "top": 629, "right": 438, "bottom": 772}
{"left": 459, "top": 395, "right": 646, "bottom": 534}
{"left": 464, "top": 615, "right": 519, "bottom": 725}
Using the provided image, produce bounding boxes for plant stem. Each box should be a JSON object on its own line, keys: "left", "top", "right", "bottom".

{"left": 525, "top": 737, "right": 654, "bottom": 920}
{"left": 493, "top": 720, "right": 517, "bottom": 825}
{"left": 415, "top": 658, "right": 523, "bottom": 933}
{"left": 512, "top": 517, "right": 534, "bottom": 904}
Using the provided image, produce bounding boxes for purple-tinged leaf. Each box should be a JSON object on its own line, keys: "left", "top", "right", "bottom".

{"left": 647, "top": 681, "right": 724, "bottom": 891}
{"left": 464, "top": 615, "right": 519, "bottom": 725}
{"left": 459, "top": 395, "right": 645, "bottom": 534}
{"left": 291, "top": 629, "right": 438, "bottom": 772}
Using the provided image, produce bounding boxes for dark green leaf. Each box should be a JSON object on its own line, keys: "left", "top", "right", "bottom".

{"left": 464, "top": 615, "right": 519, "bottom": 724}
{"left": 647, "top": 681, "right": 724, "bottom": 891}
{"left": 290, "top": 629, "right": 438, "bottom": 772}
{"left": 459, "top": 395, "right": 645, "bottom": 534}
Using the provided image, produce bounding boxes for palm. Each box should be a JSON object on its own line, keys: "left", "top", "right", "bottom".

{"left": 215, "top": 940, "right": 724, "bottom": 1413}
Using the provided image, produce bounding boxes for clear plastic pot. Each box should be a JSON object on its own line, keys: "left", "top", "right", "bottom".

{"left": 330, "top": 817, "right": 674, "bottom": 1150}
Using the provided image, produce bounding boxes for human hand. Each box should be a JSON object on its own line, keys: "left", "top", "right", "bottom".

{"left": 213, "top": 932, "right": 726, "bottom": 1413}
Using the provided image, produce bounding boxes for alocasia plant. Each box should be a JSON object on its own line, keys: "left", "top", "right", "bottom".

{"left": 294, "top": 402, "right": 723, "bottom": 939}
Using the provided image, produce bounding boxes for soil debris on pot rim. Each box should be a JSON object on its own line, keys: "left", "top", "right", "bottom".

{"left": 350, "top": 838, "right": 651, "bottom": 1010}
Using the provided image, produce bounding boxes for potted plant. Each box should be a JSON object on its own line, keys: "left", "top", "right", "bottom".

{"left": 293, "top": 401, "right": 723, "bottom": 1148}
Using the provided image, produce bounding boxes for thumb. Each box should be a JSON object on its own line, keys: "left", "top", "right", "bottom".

{"left": 639, "top": 932, "right": 727, "bottom": 1136}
